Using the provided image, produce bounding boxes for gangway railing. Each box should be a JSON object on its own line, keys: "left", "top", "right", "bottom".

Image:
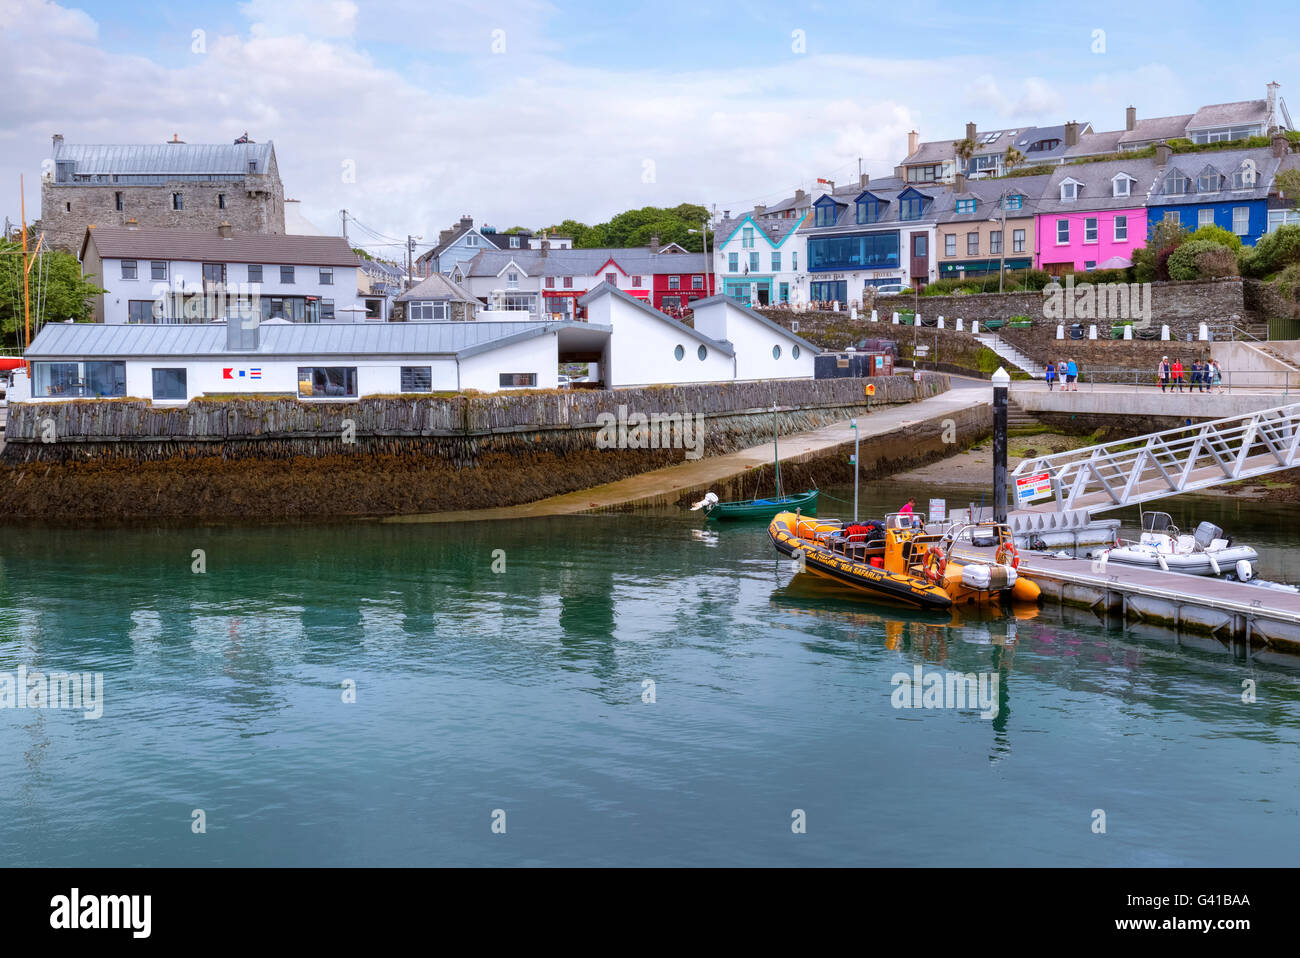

{"left": 1012, "top": 402, "right": 1300, "bottom": 514}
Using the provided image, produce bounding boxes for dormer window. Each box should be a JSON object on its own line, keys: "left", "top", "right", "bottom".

{"left": 856, "top": 198, "right": 881, "bottom": 224}
{"left": 1112, "top": 175, "right": 1131, "bottom": 197}
{"left": 1002, "top": 194, "right": 1023, "bottom": 211}
{"left": 1060, "top": 180, "right": 1081, "bottom": 202}
{"left": 898, "top": 191, "right": 926, "bottom": 221}
{"left": 814, "top": 201, "right": 839, "bottom": 227}
{"left": 956, "top": 198, "right": 976, "bottom": 214}
{"left": 1165, "top": 173, "right": 1189, "bottom": 195}
{"left": 1197, "top": 172, "right": 1222, "bottom": 192}
{"left": 1233, "top": 167, "right": 1257, "bottom": 189}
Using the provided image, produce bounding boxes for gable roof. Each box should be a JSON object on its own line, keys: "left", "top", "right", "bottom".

{"left": 51, "top": 141, "right": 274, "bottom": 179}
{"left": 395, "top": 271, "right": 479, "bottom": 304}
{"left": 687, "top": 295, "right": 820, "bottom": 353}
{"left": 1036, "top": 156, "right": 1165, "bottom": 213}
{"left": 1147, "top": 146, "right": 1280, "bottom": 206}
{"left": 934, "top": 174, "right": 1051, "bottom": 223}
{"left": 1187, "top": 99, "right": 1269, "bottom": 131}
{"left": 715, "top": 212, "right": 805, "bottom": 248}
{"left": 462, "top": 247, "right": 709, "bottom": 278}
{"left": 82, "top": 227, "right": 360, "bottom": 267}
{"left": 802, "top": 181, "right": 940, "bottom": 232}
{"left": 1117, "top": 113, "right": 1195, "bottom": 146}
{"left": 577, "top": 283, "right": 734, "bottom": 356}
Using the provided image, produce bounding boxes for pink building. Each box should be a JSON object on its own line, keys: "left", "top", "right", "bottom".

{"left": 1034, "top": 158, "right": 1158, "bottom": 274}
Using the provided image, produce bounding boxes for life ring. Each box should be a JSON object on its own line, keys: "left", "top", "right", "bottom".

{"left": 996, "top": 542, "right": 1021, "bottom": 570}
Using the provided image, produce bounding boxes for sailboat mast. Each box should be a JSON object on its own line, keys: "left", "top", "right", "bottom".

{"left": 773, "top": 403, "right": 783, "bottom": 499}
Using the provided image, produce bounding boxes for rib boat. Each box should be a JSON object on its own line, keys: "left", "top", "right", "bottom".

{"left": 768, "top": 511, "right": 1041, "bottom": 610}
{"left": 1099, "top": 510, "right": 1258, "bottom": 578}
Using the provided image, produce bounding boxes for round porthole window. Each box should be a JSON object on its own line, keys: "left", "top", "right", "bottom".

{"left": 772, "top": 345, "right": 782, "bottom": 360}
{"left": 792, "top": 345, "right": 801, "bottom": 360}
{"left": 674, "top": 344, "right": 685, "bottom": 361}
{"left": 697, "top": 344, "right": 708, "bottom": 361}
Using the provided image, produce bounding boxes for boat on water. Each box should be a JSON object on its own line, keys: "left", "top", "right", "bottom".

{"left": 1099, "top": 510, "right": 1258, "bottom": 578}
{"left": 691, "top": 403, "right": 817, "bottom": 522}
{"left": 768, "top": 510, "right": 1041, "bottom": 610}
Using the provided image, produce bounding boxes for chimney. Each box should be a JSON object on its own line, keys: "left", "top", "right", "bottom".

{"left": 168, "top": 133, "right": 185, "bottom": 144}
{"left": 52, "top": 133, "right": 63, "bottom": 152}
{"left": 1273, "top": 131, "right": 1289, "bottom": 158}
{"left": 859, "top": 172, "right": 869, "bottom": 188}
{"left": 1065, "top": 121, "right": 1080, "bottom": 147}
{"left": 955, "top": 173, "right": 967, "bottom": 194}
{"left": 723, "top": 210, "right": 730, "bottom": 219}
{"left": 794, "top": 189, "right": 806, "bottom": 204}
{"left": 459, "top": 215, "right": 473, "bottom": 227}
{"left": 907, "top": 130, "right": 919, "bottom": 156}
{"left": 894, "top": 165, "right": 906, "bottom": 179}
{"left": 1125, "top": 106, "right": 1137, "bottom": 132}
{"left": 754, "top": 204, "right": 765, "bottom": 217}
{"left": 1268, "top": 81, "right": 1280, "bottom": 130}
{"left": 649, "top": 232, "right": 660, "bottom": 250}
{"left": 1155, "top": 141, "right": 1172, "bottom": 165}
{"left": 965, "top": 121, "right": 977, "bottom": 142}
{"left": 218, "top": 221, "right": 232, "bottom": 238}
{"left": 827, "top": 180, "right": 835, "bottom": 192}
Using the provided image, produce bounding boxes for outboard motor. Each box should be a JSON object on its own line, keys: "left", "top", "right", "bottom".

{"left": 1194, "top": 521, "right": 1223, "bottom": 550}
{"left": 1235, "top": 559, "right": 1254, "bottom": 582}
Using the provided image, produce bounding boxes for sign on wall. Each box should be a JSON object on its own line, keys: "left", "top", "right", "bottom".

{"left": 1015, "top": 472, "right": 1053, "bottom": 503}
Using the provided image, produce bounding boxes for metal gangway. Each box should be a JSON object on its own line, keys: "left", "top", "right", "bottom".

{"left": 1012, "top": 402, "right": 1300, "bottom": 514}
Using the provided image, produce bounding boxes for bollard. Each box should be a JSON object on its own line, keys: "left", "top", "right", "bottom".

{"left": 871, "top": 309, "right": 878, "bottom": 323}
{"left": 1123, "top": 324, "right": 1133, "bottom": 340}
{"left": 1057, "top": 324, "right": 1065, "bottom": 339}
{"left": 938, "top": 317, "right": 945, "bottom": 329}
{"left": 1088, "top": 324, "right": 1097, "bottom": 339}
{"left": 1161, "top": 324, "right": 1170, "bottom": 341}
{"left": 972, "top": 320, "right": 979, "bottom": 334}
{"left": 892, "top": 312, "right": 900, "bottom": 324}
{"left": 956, "top": 317, "right": 964, "bottom": 331}
{"left": 1198, "top": 322, "right": 1208, "bottom": 341}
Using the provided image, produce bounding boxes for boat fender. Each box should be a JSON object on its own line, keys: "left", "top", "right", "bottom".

{"left": 1235, "top": 559, "right": 1253, "bottom": 582}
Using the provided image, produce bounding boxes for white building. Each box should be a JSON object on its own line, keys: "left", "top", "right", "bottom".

{"left": 687, "top": 295, "right": 818, "bottom": 380}
{"left": 82, "top": 225, "right": 364, "bottom": 325}
{"left": 712, "top": 211, "right": 807, "bottom": 307}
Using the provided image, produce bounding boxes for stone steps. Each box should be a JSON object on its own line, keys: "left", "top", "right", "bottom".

{"left": 975, "top": 333, "right": 1044, "bottom": 379}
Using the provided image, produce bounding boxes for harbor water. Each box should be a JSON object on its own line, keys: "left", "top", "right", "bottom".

{"left": 1, "top": 481, "right": 1298, "bottom": 866}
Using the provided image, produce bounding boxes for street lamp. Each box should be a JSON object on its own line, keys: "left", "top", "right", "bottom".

{"left": 688, "top": 223, "right": 714, "bottom": 297}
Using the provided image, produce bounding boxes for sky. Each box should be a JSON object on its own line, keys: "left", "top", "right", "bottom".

{"left": 1, "top": 0, "right": 1297, "bottom": 258}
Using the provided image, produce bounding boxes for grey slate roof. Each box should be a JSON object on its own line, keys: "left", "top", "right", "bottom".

{"left": 578, "top": 283, "right": 735, "bottom": 356}
{"left": 714, "top": 214, "right": 804, "bottom": 247}
{"left": 799, "top": 179, "right": 942, "bottom": 233}
{"left": 1118, "top": 113, "right": 1195, "bottom": 146}
{"left": 933, "top": 175, "right": 1052, "bottom": 224}
{"left": 1147, "top": 147, "right": 1281, "bottom": 207}
{"left": 463, "top": 248, "right": 708, "bottom": 278}
{"left": 24, "top": 320, "right": 605, "bottom": 361}
{"left": 396, "top": 272, "right": 480, "bottom": 304}
{"left": 84, "top": 227, "right": 360, "bottom": 267}
{"left": 688, "top": 295, "right": 820, "bottom": 353}
{"left": 1187, "top": 100, "right": 1269, "bottom": 131}
{"left": 902, "top": 139, "right": 955, "bottom": 166}
{"left": 1036, "top": 157, "right": 1164, "bottom": 214}
{"left": 1010, "top": 124, "right": 1079, "bottom": 162}
{"left": 52, "top": 141, "right": 274, "bottom": 177}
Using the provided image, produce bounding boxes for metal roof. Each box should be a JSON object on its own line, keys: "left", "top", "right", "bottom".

{"left": 24, "top": 320, "right": 607, "bottom": 361}
{"left": 687, "top": 295, "right": 821, "bottom": 353}
{"left": 52, "top": 141, "right": 274, "bottom": 176}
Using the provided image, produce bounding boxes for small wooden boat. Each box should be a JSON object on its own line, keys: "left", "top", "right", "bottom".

{"left": 692, "top": 403, "right": 817, "bottom": 522}
{"left": 768, "top": 511, "right": 1041, "bottom": 610}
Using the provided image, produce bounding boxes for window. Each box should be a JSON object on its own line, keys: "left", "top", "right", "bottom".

{"left": 1003, "top": 194, "right": 1023, "bottom": 210}
{"left": 281, "top": 266, "right": 295, "bottom": 284}
{"left": 545, "top": 277, "right": 555, "bottom": 288}
{"left": 319, "top": 268, "right": 333, "bottom": 285}
{"left": 662, "top": 296, "right": 681, "bottom": 309}
{"left": 1084, "top": 218, "right": 1098, "bottom": 243}
{"left": 563, "top": 276, "right": 573, "bottom": 289}
{"left": 114, "top": 191, "right": 123, "bottom": 212}
{"left": 907, "top": 164, "right": 943, "bottom": 183}
{"left": 171, "top": 192, "right": 183, "bottom": 210}
{"left": 1114, "top": 215, "right": 1128, "bottom": 241}
{"left": 967, "top": 232, "right": 979, "bottom": 255}
{"left": 899, "top": 197, "right": 924, "bottom": 220}
{"left": 203, "top": 263, "right": 225, "bottom": 284}
{"left": 401, "top": 367, "right": 433, "bottom": 392}
{"left": 956, "top": 199, "right": 976, "bottom": 214}
{"left": 669, "top": 276, "right": 680, "bottom": 289}
{"left": 465, "top": 234, "right": 478, "bottom": 247}
{"left": 1166, "top": 173, "right": 1189, "bottom": 195}
{"left": 1113, "top": 177, "right": 1130, "bottom": 197}
{"left": 1199, "top": 208, "right": 1215, "bottom": 228}
{"left": 743, "top": 227, "right": 754, "bottom": 248}
{"left": 297, "top": 366, "right": 357, "bottom": 398}
{"left": 749, "top": 252, "right": 759, "bottom": 271}
{"left": 1164, "top": 211, "right": 1181, "bottom": 224}
{"left": 1233, "top": 206, "right": 1250, "bottom": 235}
{"left": 502, "top": 271, "right": 518, "bottom": 289}
{"left": 806, "top": 233, "right": 901, "bottom": 271}
{"left": 150, "top": 261, "right": 167, "bottom": 281}
{"left": 857, "top": 199, "right": 880, "bottom": 224}
{"left": 604, "top": 272, "right": 615, "bottom": 285}
{"left": 248, "top": 265, "right": 263, "bottom": 283}
{"left": 674, "top": 345, "right": 685, "bottom": 361}
{"left": 509, "top": 236, "right": 520, "bottom": 249}
{"left": 815, "top": 203, "right": 839, "bottom": 227}
{"left": 65, "top": 202, "right": 71, "bottom": 212}
{"left": 152, "top": 368, "right": 187, "bottom": 401}
{"left": 121, "top": 260, "right": 137, "bottom": 280}
{"left": 1060, "top": 182, "right": 1078, "bottom": 201}
{"left": 128, "top": 300, "right": 155, "bottom": 323}
{"left": 321, "top": 299, "right": 334, "bottom": 321}
{"left": 631, "top": 275, "right": 642, "bottom": 287}
{"left": 407, "top": 301, "right": 447, "bottom": 320}
{"left": 218, "top": 193, "right": 226, "bottom": 209}
{"left": 792, "top": 345, "right": 800, "bottom": 360}
{"left": 499, "top": 373, "right": 537, "bottom": 388}
{"left": 697, "top": 345, "right": 708, "bottom": 361}
{"left": 772, "top": 345, "right": 782, "bottom": 360}
{"left": 1233, "top": 168, "right": 1256, "bottom": 189}
{"left": 791, "top": 252, "right": 797, "bottom": 270}
{"left": 1056, "top": 220, "right": 1069, "bottom": 244}
{"left": 728, "top": 252, "right": 739, "bottom": 272}
{"left": 1198, "top": 173, "right": 1221, "bottom": 192}
{"left": 770, "top": 253, "right": 780, "bottom": 272}
{"left": 32, "top": 361, "right": 127, "bottom": 398}
{"left": 1013, "top": 229, "right": 1026, "bottom": 252}
{"left": 1085, "top": 261, "right": 1097, "bottom": 271}
{"left": 692, "top": 275, "right": 703, "bottom": 289}
{"left": 945, "top": 233, "right": 956, "bottom": 257}
{"left": 249, "top": 160, "right": 258, "bottom": 173}
{"left": 913, "top": 235, "right": 926, "bottom": 256}
{"left": 990, "top": 230, "right": 1002, "bottom": 255}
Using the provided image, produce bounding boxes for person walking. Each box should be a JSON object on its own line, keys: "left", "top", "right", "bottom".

{"left": 1171, "top": 358, "right": 1184, "bottom": 392}
{"left": 1065, "top": 357, "right": 1079, "bottom": 391}
{"left": 1045, "top": 360, "right": 1056, "bottom": 391}
{"left": 1211, "top": 359, "right": 1224, "bottom": 394}
{"left": 1158, "top": 356, "right": 1170, "bottom": 392}
{"left": 1189, "top": 359, "right": 1201, "bottom": 393}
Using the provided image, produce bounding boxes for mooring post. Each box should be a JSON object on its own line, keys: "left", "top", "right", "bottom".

{"left": 992, "top": 367, "right": 1009, "bottom": 523}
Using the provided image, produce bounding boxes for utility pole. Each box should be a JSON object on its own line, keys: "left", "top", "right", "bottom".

{"left": 406, "top": 235, "right": 415, "bottom": 289}
{"left": 341, "top": 209, "right": 348, "bottom": 244}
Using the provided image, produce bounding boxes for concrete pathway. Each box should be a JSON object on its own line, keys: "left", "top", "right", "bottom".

{"left": 385, "top": 386, "right": 989, "bottom": 524}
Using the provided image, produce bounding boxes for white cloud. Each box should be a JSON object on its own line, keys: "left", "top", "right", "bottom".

{"left": 239, "top": 0, "right": 358, "bottom": 39}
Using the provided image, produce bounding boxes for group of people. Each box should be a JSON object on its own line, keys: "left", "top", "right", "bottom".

{"left": 1043, "top": 358, "right": 1079, "bottom": 391}
{"left": 1158, "top": 357, "right": 1223, "bottom": 393}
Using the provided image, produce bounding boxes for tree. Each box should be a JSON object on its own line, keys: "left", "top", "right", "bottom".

{"left": 1003, "top": 146, "right": 1025, "bottom": 173}
{"left": 539, "top": 204, "right": 713, "bottom": 252}
{"left": 0, "top": 242, "right": 106, "bottom": 347}
{"left": 1274, "top": 168, "right": 1300, "bottom": 208}
{"left": 952, "top": 137, "right": 976, "bottom": 176}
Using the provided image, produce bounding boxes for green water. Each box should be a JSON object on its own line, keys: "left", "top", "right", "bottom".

{"left": 0, "top": 481, "right": 1298, "bottom": 865}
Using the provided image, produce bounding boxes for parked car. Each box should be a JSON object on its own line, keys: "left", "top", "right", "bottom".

{"left": 873, "top": 283, "right": 913, "bottom": 296}
{"left": 557, "top": 374, "right": 573, "bottom": 389}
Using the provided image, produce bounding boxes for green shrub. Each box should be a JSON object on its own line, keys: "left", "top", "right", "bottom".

{"left": 1194, "top": 245, "right": 1239, "bottom": 279}
{"left": 1276, "top": 264, "right": 1300, "bottom": 301}
{"left": 1167, "top": 240, "right": 1224, "bottom": 280}
{"left": 1248, "top": 224, "right": 1300, "bottom": 276}
{"left": 1187, "top": 223, "right": 1243, "bottom": 252}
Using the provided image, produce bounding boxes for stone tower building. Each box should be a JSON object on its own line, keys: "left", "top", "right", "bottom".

{"left": 36, "top": 134, "right": 286, "bottom": 254}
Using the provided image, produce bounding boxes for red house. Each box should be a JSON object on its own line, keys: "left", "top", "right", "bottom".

{"left": 651, "top": 254, "right": 715, "bottom": 311}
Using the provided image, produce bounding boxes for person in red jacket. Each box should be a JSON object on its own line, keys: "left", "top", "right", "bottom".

{"left": 1171, "top": 358, "right": 1184, "bottom": 392}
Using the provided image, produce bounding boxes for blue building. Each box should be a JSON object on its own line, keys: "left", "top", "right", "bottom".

{"left": 1144, "top": 146, "right": 1283, "bottom": 246}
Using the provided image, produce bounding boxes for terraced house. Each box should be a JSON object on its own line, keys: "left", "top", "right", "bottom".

{"left": 712, "top": 208, "right": 806, "bottom": 306}
{"left": 1143, "top": 140, "right": 1289, "bottom": 245}
{"left": 935, "top": 174, "right": 1048, "bottom": 279}
{"left": 798, "top": 174, "right": 940, "bottom": 303}
{"left": 1034, "top": 157, "right": 1160, "bottom": 274}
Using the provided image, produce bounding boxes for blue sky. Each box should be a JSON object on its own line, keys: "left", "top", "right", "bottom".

{"left": 2, "top": 0, "right": 1297, "bottom": 254}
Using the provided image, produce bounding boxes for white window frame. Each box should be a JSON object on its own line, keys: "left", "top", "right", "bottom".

{"left": 1233, "top": 206, "right": 1250, "bottom": 235}
{"left": 1084, "top": 218, "right": 1098, "bottom": 244}
{"left": 1198, "top": 209, "right": 1215, "bottom": 228}
{"left": 1056, "top": 219, "right": 1069, "bottom": 244}
{"left": 1114, "top": 215, "right": 1128, "bottom": 242}
{"left": 1112, "top": 175, "right": 1130, "bottom": 197}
